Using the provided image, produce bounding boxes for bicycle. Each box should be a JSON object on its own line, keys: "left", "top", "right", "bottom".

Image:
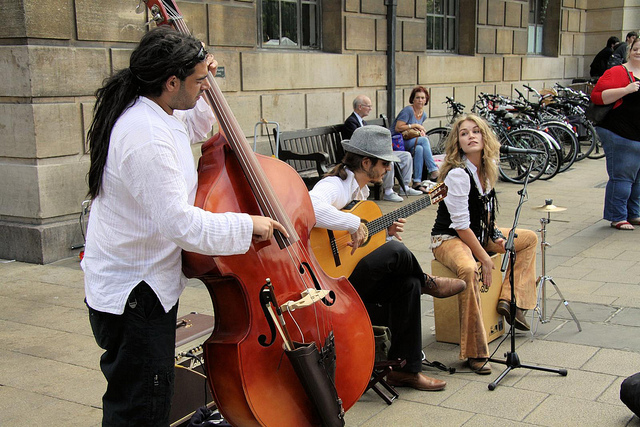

{"left": 425, "top": 96, "right": 466, "bottom": 155}
{"left": 552, "top": 83, "right": 603, "bottom": 160}
{"left": 473, "top": 93, "right": 553, "bottom": 184}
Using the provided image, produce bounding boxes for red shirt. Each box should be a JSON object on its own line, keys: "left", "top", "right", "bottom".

{"left": 591, "top": 65, "right": 640, "bottom": 140}
{"left": 591, "top": 65, "right": 635, "bottom": 107}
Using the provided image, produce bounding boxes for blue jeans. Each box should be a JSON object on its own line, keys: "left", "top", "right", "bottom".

{"left": 404, "top": 136, "right": 438, "bottom": 182}
{"left": 597, "top": 127, "right": 640, "bottom": 222}
{"left": 88, "top": 282, "right": 178, "bottom": 427}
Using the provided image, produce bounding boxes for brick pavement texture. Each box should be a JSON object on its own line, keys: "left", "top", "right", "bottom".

{"left": 1, "top": 158, "right": 640, "bottom": 426}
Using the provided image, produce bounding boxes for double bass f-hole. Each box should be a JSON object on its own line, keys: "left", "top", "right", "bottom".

{"left": 300, "top": 261, "right": 336, "bottom": 306}
{"left": 259, "top": 278, "right": 334, "bottom": 348}
{"left": 258, "top": 279, "right": 293, "bottom": 349}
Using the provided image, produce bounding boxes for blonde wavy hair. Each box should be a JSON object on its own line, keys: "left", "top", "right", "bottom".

{"left": 438, "top": 114, "right": 500, "bottom": 188}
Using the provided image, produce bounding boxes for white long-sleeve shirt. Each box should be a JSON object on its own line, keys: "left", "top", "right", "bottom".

{"left": 443, "top": 158, "right": 492, "bottom": 230}
{"left": 309, "top": 169, "right": 367, "bottom": 234}
{"left": 82, "top": 96, "right": 253, "bottom": 315}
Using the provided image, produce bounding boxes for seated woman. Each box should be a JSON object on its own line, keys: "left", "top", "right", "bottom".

{"left": 392, "top": 86, "right": 439, "bottom": 192}
{"left": 430, "top": 114, "right": 538, "bottom": 375}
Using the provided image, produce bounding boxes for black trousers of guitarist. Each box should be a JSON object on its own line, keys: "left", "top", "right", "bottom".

{"left": 348, "top": 240, "right": 424, "bottom": 373}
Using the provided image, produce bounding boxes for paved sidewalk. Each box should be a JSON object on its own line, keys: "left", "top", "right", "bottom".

{"left": 2, "top": 156, "right": 640, "bottom": 426}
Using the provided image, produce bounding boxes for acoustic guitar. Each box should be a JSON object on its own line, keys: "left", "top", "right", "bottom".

{"left": 310, "top": 183, "right": 447, "bottom": 278}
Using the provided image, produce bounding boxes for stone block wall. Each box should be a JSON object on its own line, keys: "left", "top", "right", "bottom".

{"left": 0, "top": 0, "right": 632, "bottom": 263}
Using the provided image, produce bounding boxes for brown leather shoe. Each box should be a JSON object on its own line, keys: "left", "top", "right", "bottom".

{"left": 468, "top": 358, "right": 492, "bottom": 375}
{"left": 496, "top": 299, "right": 530, "bottom": 331}
{"left": 422, "top": 274, "right": 466, "bottom": 298}
{"left": 386, "top": 370, "right": 446, "bottom": 391}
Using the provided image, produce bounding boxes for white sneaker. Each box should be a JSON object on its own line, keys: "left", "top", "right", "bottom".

{"left": 383, "top": 192, "right": 404, "bottom": 202}
{"left": 403, "top": 187, "right": 423, "bottom": 196}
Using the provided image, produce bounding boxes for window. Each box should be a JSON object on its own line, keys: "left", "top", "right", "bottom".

{"left": 426, "top": 0, "right": 456, "bottom": 52}
{"left": 260, "top": 0, "right": 320, "bottom": 49}
{"left": 528, "top": 0, "right": 547, "bottom": 54}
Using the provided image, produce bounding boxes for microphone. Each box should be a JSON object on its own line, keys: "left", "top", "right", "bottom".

{"left": 499, "top": 145, "right": 545, "bottom": 155}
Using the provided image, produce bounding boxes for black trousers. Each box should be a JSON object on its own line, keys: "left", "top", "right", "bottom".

{"left": 348, "top": 240, "right": 424, "bottom": 372}
{"left": 88, "top": 281, "right": 178, "bottom": 427}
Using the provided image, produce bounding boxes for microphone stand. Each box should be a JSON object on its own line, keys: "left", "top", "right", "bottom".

{"left": 488, "top": 161, "right": 567, "bottom": 390}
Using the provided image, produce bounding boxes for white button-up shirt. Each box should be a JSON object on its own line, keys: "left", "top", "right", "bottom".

{"left": 309, "top": 169, "right": 367, "bottom": 234}
{"left": 443, "top": 158, "right": 492, "bottom": 230}
{"left": 83, "top": 96, "right": 253, "bottom": 315}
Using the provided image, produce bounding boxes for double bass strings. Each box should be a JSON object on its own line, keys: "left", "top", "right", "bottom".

{"left": 168, "top": 7, "right": 333, "bottom": 344}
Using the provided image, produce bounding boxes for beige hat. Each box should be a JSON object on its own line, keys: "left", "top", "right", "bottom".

{"left": 341, "top": 126, "right": 400, "bottom": 163}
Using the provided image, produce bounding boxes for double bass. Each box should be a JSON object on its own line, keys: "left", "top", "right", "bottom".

{"left": 142, "top": 1, "right": 375, "bottom": 425}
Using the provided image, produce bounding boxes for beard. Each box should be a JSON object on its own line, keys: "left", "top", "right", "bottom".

{"left": 366, "top": 165, "right": 385, "bottom": 183}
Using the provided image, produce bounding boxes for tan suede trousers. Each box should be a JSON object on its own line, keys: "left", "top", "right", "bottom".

{"left": 432, "top": 227, "right": 537, "bottom": 359}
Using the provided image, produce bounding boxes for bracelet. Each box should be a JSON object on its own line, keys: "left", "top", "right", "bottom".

{"left": 409, "top": 124, "right": 412, "bottom": 129}
{"left": 491, "top": 228, "right": 506, "bottom": 242}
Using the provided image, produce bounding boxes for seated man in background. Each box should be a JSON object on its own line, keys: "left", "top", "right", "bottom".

{"left": 309, "top": 126, "right": 465, "bottom": 391}
{"left": 343, "top": 95, "right": 421, "bottom": 202}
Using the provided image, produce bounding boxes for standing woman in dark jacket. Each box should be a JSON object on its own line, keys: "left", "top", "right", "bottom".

{"left": 591, "top": 37, "right": 640, "bottom": 230}
{"left": 430, "top": 114, "right": 538, "bottom": 375}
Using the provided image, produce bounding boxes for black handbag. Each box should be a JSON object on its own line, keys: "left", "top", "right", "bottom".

{"left": 585, "top": 102, "right": 613, "bottom": 124}
{"left": 586, "top": 66, "right": 634, "bottom": 125}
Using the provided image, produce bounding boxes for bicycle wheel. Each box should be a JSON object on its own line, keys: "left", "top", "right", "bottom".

{"left": 498, "top": 129, "right": 549, "bottom": 184}
{"left": 586, "top": 123, "right": 605, "bottom": 159}
{"left": 569, "top": 115, "right": 596, "bottom": 161}
{"left": 539, "top": 121, "right": 577, "bottom": 173}
{"left": 536, "top": 130, "right": 562, "bottom": 180}
{"left": 425, "top": 127, "right": 449, "bottom": 155}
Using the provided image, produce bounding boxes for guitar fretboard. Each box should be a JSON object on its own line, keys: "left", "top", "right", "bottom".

{"left": 366, "top": 194, "right": 436, "bottom": 236}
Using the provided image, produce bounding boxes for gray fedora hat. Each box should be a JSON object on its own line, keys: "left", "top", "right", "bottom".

{"left": 341, "top": 126, "right": 400, "bottom": 163}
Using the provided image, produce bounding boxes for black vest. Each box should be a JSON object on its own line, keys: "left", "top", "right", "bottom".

{"left": 431, "top": 167, "right": 497, "bottom": 247}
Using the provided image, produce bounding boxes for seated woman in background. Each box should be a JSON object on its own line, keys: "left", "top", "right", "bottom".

{"left": 392, "top": 86, "right": 439, "bottom": 193}
{"left": 430, "top": 114, "right": 538, "bottom": 375}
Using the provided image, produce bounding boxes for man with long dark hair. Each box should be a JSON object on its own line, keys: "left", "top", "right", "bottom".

{"left": 83, "top": 27, "right": 285, "bottom": 426}
{"left": 309, "top": 126, "right": 465, "bottom": 392}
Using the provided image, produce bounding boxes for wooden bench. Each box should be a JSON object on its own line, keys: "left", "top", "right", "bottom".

{"left": 275, "top": 115, "right": 398, "bottom": 199}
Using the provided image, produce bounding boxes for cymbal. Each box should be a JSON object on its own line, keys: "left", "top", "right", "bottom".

{"left": 533, "top": 204, "right": 567, "bottom": 212}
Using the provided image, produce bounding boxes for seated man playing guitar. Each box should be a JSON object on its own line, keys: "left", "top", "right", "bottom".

{"left": 308, "top": 126, "right": 465, "bottom": 391}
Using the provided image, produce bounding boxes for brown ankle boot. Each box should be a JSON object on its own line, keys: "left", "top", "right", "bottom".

{"left": 496, "top": 299, "right": 531, "bottom": 331}
{"left": 422, "top": 274, "right": 466, "bottom": 298}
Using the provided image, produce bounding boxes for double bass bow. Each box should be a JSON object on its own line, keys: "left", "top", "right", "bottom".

{"left": 141, "top": 2, "right": 375, "bottom": 426}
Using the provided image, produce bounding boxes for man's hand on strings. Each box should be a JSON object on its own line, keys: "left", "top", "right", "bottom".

{"left": 251, "top": 216, "right": 288, "bottom": 242}
{"left": 205, "top": 53, "right": 218, "bottom": 75}
{"left": 348, "top": 223, "right": 369, "bottom": 255}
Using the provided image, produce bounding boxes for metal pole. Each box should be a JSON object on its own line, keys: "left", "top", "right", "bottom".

{"left": 385, "top": 0, "right": 397, "bottom": 123}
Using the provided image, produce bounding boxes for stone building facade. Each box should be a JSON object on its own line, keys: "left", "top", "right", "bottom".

{"left": 0, "top": 0, "right": 637, "bottom": 263}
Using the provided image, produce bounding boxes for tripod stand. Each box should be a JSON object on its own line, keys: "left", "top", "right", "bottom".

{"left": 531, "top": 201, "right": 582, "bottom": 333}
{"left": 488, "top": 165, "right": 567, "bottom": 390}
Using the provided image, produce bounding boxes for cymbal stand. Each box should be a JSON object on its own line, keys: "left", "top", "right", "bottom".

{"left": 532, "top": 211, "right": 582, "bottom": 334}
